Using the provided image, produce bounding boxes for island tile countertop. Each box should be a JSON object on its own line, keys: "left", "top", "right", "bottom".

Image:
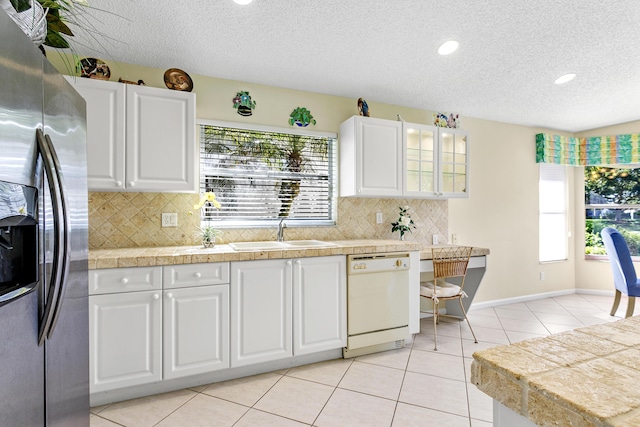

{"left": 88, "top": 239, "right": 422, "bottom": 270}
{"left": 471, "top": 316, "right": 640, "bottom": 427}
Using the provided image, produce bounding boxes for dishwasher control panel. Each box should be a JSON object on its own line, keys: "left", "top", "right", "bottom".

{"left": 348, "top": 253, "right": 410, "bottom": 274}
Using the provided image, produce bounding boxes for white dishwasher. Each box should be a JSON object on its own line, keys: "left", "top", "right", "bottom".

{"left": 343, "top": 252, "right": 410, "bottom": 358}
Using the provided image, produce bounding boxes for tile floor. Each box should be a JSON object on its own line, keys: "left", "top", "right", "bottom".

{"left": 90, "top": 293, "right": 630, "bottom": 427}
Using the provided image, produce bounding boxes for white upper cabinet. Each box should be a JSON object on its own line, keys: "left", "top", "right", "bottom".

{"left": 339, "top": 116, "right": 403, "bottom": 197}
{"left": 403, "top": 124, "right": 469, "bottom": 198}
{"left": 438, "top": 128, "right": 469, "bottom": 198}
{"left": 339, "top": 116, "right": 469, "bottom": 199}
{"left": 67, "top": 77, "right": 197, "bottom": 192}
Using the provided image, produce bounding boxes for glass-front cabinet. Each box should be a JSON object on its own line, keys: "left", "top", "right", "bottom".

{"left": 404, "top": 124, "right": 436, "bottom": 196}
{"left": 439, "top": 128, "right": 468, "bottom": 197}
{"left": 403, "top": 124, "right": 468, "bottom": 198}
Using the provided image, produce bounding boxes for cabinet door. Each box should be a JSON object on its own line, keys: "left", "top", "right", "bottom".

{"left": 126, "top": 85, "right": 196, "bottom": 192}
{"left": 89, "top": 291, "right": 162, "bottom": 393}
{"left": 67, "top": 77, "right": 126, "bottom": 191}
{"left": 403, "top": 123, "right": 438, "bottom": 198}
{"left": 230, "top": 259, "right": 292, "bottom": 367}
{"left": 163, "top": 285, "right": 229, "bottom": 379}
{"left": 439, "top": 128, "right": 469, "bottom": 198}
{"left": 356, "top": 117, "right": 403, "bottom": 197}
{"left": 340, "top": 116, "right": 403, "bottom": 197}
{"left": 293, "top": 256, "right": 346, "bottom": 355}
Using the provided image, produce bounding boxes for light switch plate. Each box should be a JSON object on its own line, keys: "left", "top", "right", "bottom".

{"left": 376, "top": 212, "right": 383, "bottom": 224}
{"left": 162, "top": 212, "right": 178, "bottom": 227}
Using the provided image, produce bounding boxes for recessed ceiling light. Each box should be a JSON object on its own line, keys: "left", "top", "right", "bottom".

{"left": 437, "top": 40, "right": 459, "bottom": 56}
{"left": 554, "top": 73, "right": 576, "bottom": 85}
{"left": 233, "top": 0, "right": 253, "bottom": 5}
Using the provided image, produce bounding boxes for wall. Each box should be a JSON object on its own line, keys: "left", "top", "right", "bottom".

{"left": 49, "top": 54, "right": 596, "bottom": 304}
{"left": 448, "top": 119, "right": 576, "bottom": 303}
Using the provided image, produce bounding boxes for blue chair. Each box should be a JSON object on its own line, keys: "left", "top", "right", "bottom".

{"left": 601, "top": 227, "right": 640, "bottom": 317}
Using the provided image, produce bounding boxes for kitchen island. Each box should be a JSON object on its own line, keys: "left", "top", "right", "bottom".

{"left": 471, "top": 316, "right": 640, "bottom": 427}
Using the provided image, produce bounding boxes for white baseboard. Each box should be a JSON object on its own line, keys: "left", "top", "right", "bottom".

{"left": 469, "top": 289, "right": 576, "bottom": 311}
{"left": 575, "top": 288, "right": 615, "bottom": 296}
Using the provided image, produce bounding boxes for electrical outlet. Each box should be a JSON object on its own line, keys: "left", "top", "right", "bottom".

{"left": 451, "top": 233, "right": 457, "bottom": 244}
{"left": 540, "top": 272, "right": 545, "bottom": 281}
{"left": 376, "top": 212, "right": 383, "bottom": 224}
{"left": 432, "top": 235, "right": 439, "bottom": 245}
{"left": 161, "top": 213, "right": 178, "bottom": 227}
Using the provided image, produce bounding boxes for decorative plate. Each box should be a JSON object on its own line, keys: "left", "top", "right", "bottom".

{"left": 164, "top": 68, "right": 193, "bottom": 92}
{"left": 77, "top": 58, "right": 110, "bottom": 80}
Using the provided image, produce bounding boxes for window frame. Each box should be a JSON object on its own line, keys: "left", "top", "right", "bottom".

{"left": 197, "top": 119, "right": 338, "bottom": 228}
{"left": 539, "top": 163, "right": 569, "bottom": 263}
{"left": 584, "top": 164, "right": 640, "bottom": 260}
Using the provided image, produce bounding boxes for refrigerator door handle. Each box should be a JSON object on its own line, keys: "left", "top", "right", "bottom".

{"left": 36, "top": 129, "right": 70, "bottom": 345}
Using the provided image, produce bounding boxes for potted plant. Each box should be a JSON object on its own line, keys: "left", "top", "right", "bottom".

{"left": 288, "top": 107, "right": 316, "bottom": 127}
{"left": 391, "top": 206, "right": 416, "bottom": 240}
{"left": 191, "top": 192, "right": 223, "bottom": 248}
{"left": 197, "top": 225, "right": 223, "bottom": 248}
{"left": 5, "top": 0, "right": 90, "bottom": 50}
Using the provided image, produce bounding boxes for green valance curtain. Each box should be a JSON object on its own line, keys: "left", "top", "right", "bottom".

{"left": 536, "top": 133, "right": 640, "bottom": 166}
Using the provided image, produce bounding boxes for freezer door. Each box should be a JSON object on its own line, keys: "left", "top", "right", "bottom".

{"left": 0, "top": 9, "right": 46, "bottom": 427}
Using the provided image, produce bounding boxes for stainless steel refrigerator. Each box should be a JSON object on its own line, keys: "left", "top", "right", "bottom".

{"left": 0, "top": 9, "right": 89, "bottom": 427}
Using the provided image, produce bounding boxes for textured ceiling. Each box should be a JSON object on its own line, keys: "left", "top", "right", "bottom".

{"left": 72, "top": 0, "right": 640, "bottom": 132}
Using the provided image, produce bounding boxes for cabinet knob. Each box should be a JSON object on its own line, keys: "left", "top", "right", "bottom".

{"left": 128, "top": 181, "right": 135, "bottom": 187}
{"left": 153, "top": 293, "right": 160, "bottom": 300}
{"left": 194, "top": 272, "right": 202, "bottom": 278}
{"left": 166, "top": 293, "right": 173, "bottom": 299}
{"left": 295, "top": 260, "right": 301, "bottom": 265}
{"left": 396, "top": 259, "right": 402, "bottom": 267}
{"left": 120, "top": 277, "right": 129, "bottom": 284}
{"left": 115, "top": 181, "right": 123, "bottom": 187}
{"left": 286, "top": 260, "right": 292, "bottom": 266}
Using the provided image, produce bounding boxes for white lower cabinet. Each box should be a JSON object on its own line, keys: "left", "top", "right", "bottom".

{"left": 230, "top": 259, "right": 292, "bottom": 367}
{"left": 293, "top": 256, "right": 346, "bottom": 355}
{"left": 89, "top": 256, "right": 346, "bottom": 396}
{"left": 230, "top": 256, "right": 346, "bottom": 367}
{"left": 89, "top": 289, "right": 162, "bottom": 393}
{"left": 163, "top": 262, "right": 230, "bottom": 379}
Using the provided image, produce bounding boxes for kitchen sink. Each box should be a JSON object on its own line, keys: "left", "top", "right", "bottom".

{"left": 229, "top": 240, "right": 336, "bottom": 251}
{"left": 229, "top": 241, "right": 288, "bottom": 250}
{"left": 284, "top": 240, "right": 336, "bottom": 248}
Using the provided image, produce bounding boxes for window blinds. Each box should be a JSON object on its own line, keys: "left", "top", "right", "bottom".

{"left": 199, "top": 124, "right": 337, "bottom": 226}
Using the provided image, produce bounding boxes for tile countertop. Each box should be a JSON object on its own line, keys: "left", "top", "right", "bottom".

{"left": 88, "top": 240, "right": 490, "bottom": 270}
{"left": 87, "top": 239, "right": 421, "bottom": 270}
{"left": 471, "top": 316, "right": 640, "bottom": 427}
{"left": 419, "top": 245, "right": 490, "bottom": 260}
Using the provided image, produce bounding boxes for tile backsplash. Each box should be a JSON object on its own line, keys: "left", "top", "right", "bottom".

{"left": 88, "top": 192, "right": 447, "bottom": 249}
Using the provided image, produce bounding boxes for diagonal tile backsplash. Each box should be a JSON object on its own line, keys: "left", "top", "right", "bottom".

{"left": 88, "top": 192, "right": 447, "bottom": 249}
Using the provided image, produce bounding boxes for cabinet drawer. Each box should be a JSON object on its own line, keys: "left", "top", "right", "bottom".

{"left": 163, "top": 263, "right": 229, "bottom": 289}
{"left": 89, "top": 267, "right": 162, "bottom": 295}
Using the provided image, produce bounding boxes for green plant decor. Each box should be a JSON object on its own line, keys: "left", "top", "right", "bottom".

{"left": 10, "top": 0, "right": 87, "bottom": 49}
{"left": 289, "top": 107, "right": 316, "bottom": 127}
{"left": 233, "top": 91, "right": 256, "bottom": 116}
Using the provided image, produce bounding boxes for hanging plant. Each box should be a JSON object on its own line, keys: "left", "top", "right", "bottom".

{"left": 232, "top": 91, "right": 256, "bottom": 117}
{"left": 288, "top": 107, "right": 316, "bottom": 127}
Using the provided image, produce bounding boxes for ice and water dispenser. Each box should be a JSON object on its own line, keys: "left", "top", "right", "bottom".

{"left": 0, "top": 181, "right": 38, "bottom": 305}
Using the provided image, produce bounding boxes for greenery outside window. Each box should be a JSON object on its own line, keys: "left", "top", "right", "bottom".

{"left": 198, "top": 120, "right": 337, "bottom": 228}
{"left": 585, "top": 166, "right": 640, "bottom": 258}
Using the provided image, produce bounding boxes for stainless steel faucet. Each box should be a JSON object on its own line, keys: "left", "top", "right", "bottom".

{"left": 277, "top": 218, "right": 287, "bottom": 242}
